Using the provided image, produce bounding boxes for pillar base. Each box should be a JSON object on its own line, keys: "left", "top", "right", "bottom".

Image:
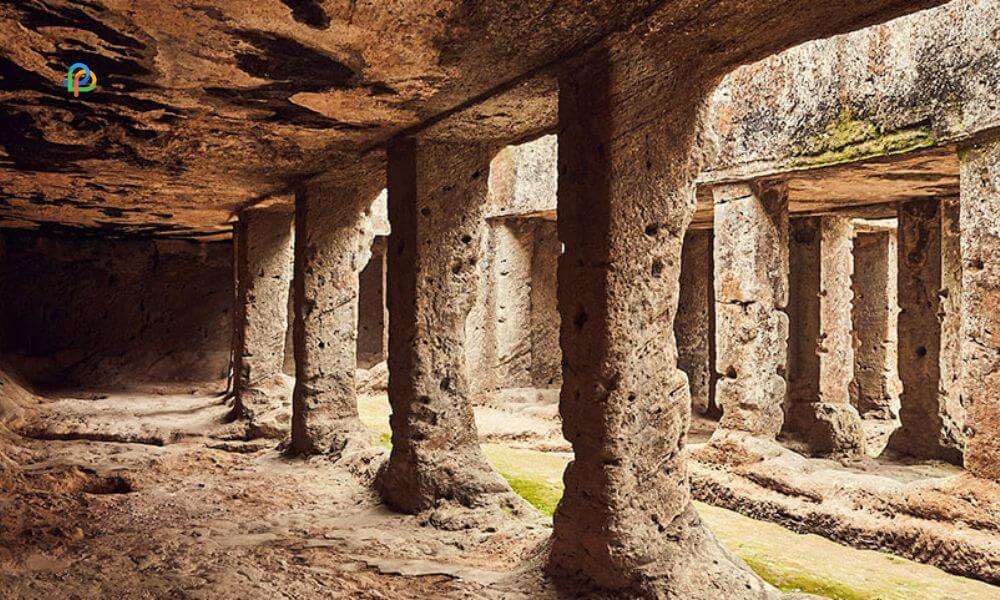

{"left": 800, "top": 403, "right": 866, "bottom": 457}
{"left": 375, "top": 445, "right": 514, "bottom": 514}
{"left": 231, "top": 373, "right": 293, "bottom": 440}
{"left": 548, "top": 505, "right": 774, "bottom": 599}
{"left": 288, "top": 415, "right": 373, "bottom": 459}
{"left": 885, "top": 427, "right": 964, "bottom": 465}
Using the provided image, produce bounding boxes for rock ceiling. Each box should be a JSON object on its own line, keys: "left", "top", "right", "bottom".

{"left": 0, "top": 0, "right": 942, "bottom": 238}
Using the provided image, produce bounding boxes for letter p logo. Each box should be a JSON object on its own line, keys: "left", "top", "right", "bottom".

{"left": 65, "top": 63, "right": 98, "bottom": 98}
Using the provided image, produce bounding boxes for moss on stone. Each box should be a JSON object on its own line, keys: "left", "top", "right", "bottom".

{"left": 738, "top": 552, "right": 871, "bottom": 599}
{"left": 500, "top": 475, "right": 562, "bottom": 517}
{"left": 793, "top": 110, "right": 937, "bottom": 168}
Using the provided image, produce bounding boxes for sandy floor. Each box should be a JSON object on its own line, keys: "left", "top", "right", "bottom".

{"left": 2, "top": 390, "right": 997, "bottom": 599}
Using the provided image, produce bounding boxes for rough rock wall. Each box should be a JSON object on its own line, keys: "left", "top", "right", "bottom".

{"left": 470, "top": 217, "right": 562, "bottom": 397}
{"left": 704, "top": 0, "right": 999, "bottom": 179}
{"left": 0, "top": 233, "right": 232, "bottom": 390}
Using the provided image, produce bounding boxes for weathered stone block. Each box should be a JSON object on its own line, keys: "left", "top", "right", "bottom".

{"left": 806, "top": 403, "right": 867, "bottom": 456}
{"left": 960, "top": 139, "right": 1000, "bottom": 480}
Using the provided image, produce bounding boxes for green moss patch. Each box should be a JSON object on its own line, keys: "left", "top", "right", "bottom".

{"left": 793, "top": 110, "right": 937, "bottom": 168}
{"left": 501, "top": 475, "right": 562, "bottom": 517}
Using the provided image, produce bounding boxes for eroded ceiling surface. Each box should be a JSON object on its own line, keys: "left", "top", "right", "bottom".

{"left": 0, "top": 0, "right": 945, "bottom": 238}
{"left": 0, "top": 0, "right": 666, "bottom": 237}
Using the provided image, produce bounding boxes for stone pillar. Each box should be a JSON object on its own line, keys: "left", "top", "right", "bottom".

{"left": 961, "top": 140, "right": 1000, "bottom": 479}
{"left": 676, "top": 229, "right": 717, "bottom": 417}
{"left": 850, "top": 229, "right": 900, "bottom": 420}
{"left": 547, "top": 47, "right": 766, "bottom": 597}
{"left": 357, "top": 236, "right": 388, "bottom": 369}
{"left": 713, "top": 183, "right": 788, "bottom": 437}
{"left": 786, "top": 216, "right": 864, "bottom": 455}
{"left": 290, "top": 182, "right": 377, "bottom": 457}
{"left": 282, "top": 276, "right": 295, "bottom": 376}
{"left": 529, "top": 220, "right": 561, "bottom": 388}
{"left": 887, "top": 198, "right": 964, "bottom": 464}
{"left": 375, "top": 138, "right": 514, "bottom": 514}
{"left": 493, "top": 220, "right": 536, "bottom": 388}
{"left": 232, "top": 209, "right": 294, "bottom": 438}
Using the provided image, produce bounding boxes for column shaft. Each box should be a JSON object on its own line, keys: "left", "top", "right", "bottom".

{"left": 290, "top": 184, "right": 376, "bottom": 456}
{"left": 850, "top": 230, "right": 900, "bottom": 419}
{"left": 548, "top": 45, "right": 765, "bottom": 597}
{"left": 787, "top": 216, "right": 864, "bottom": 455}
{"left": 530, "top": 220, "right": 562, "bottom": 388}
{"left": 888, "top": 198, "right": 964, "bottom": 463}
{"left": 713, "top": 183, "right": 788, "bottom": 437}
{"left": 376, "top": 138, "right": 511, "bottom": 514}
{"left": 960, "top": 140, "right": 999, "bottom": 478}
{"left": 232, "top": 210, "right": 294, "bottom": 438}
{"left": 676, "top": 229, "right": 717, "bottom": 417}
{"left": 357, "top": 236, "right": 388, "bottom": 369}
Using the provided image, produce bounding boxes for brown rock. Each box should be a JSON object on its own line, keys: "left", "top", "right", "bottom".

{"left": 232, "top": 210, "right": 295, "bottom": 439}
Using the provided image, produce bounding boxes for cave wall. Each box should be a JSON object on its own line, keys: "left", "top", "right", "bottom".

{"left": 0, "top": 232, "right": 232, "bottom": 391}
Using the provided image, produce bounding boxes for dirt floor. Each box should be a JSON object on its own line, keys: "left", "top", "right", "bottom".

{"left": 1, "top": 388, "right": 998, "bottom": 599}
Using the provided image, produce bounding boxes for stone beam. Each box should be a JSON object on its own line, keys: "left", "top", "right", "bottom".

{"left": 290, "top": 183, "right": 377, "bottom": 457}
{"left": 702, "top": 0, "right": 998, "bottom": 184}
{"left": 886, "top": 198, "right": 965, "bottom": 464}
{"left": 232, "top": 210, "right": 295, "bottom": 439}
{"left": 375, "top": 138, "right": 515, "bottom": 514}
{"left": 546, "top": 44, "right": 767, "bottom": 597}
{"left": 713, "top": 183, "right": 789, "bottom": 438}
{"left": 787, "top": 217, "right": 865, "bottom": 456}
{"left": 960, "top": 139, "right": 1000, "bottom": 479}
